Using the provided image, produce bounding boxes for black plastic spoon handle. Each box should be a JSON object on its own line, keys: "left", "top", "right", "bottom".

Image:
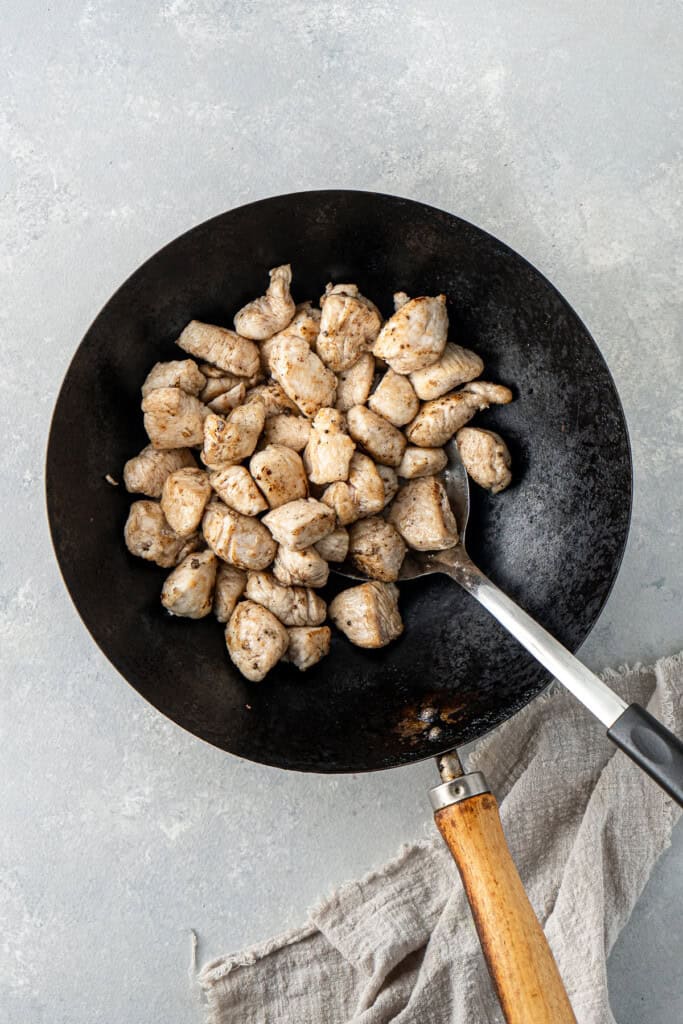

{"left": 608, "top": 704, "right": 683, "bottom": 806}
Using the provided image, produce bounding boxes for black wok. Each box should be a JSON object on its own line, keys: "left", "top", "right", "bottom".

{"left": 46, "top": 191, "right": 632, "bottom": 774}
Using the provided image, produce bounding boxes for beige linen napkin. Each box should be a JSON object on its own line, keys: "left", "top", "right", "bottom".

{"left": 199, "top": 652, "right": 683, "bottom": 1024}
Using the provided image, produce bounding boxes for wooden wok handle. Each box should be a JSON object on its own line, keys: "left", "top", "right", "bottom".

{"left": 432, "top": 778, "right": 576, "bottom": 1024}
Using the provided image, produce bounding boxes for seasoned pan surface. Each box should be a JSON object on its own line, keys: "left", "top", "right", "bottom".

{"left": 46, "top": 191, "right": 631, "bottom": 771}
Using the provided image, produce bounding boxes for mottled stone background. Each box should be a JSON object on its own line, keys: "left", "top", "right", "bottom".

{"left": 1, "top": 2, "right": 681, "bottom": 1021}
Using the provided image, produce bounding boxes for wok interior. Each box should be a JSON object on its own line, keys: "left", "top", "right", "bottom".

{"left": 46, "top": 191, "right": 631, "bottom": 772}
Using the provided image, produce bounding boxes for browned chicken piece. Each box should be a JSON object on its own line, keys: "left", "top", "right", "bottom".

{"left": 160, "top": 467, "right": 212, "bottom": 536}
{"left": 213, "top": 562, "right": 247, "bottom": 623}
{"left": 202, "top": 500, "right": 276, "bottom": 570}
{"left": 368, "top": 369, "right": 419, "bottom": 427}
{"left": 373, "top": 295, "right": 448, "bottom": 374}
{"left": 456, "top": 427, "right": 512, "bottom": 494}
{"left": 283, "top": 626, "right": 331, "bottom": 671}
{"left": 376, "top": 464, "right": 399, "bottom": 508}
{"left": 177, "top": 320, "right": 260, "bottom": 378}
{"left": 124, "top": 500, "right": 201, "bottom": 568}
{"left": 335, "top": 352, "right": 375, "bottom": 412}
{"left": 409, "top": 343, "right": 484, "bottom": 400}
{"left": 269, "top": 334, "right": 337, "bottom": 418}
{"left": 303, "top": 408, "right": 355, "bottom": 484}
{"left": 404, "top": 391, "right": 485, "bottom": 448}
{"left": 461, "top": 380, "right": 513, "bottom": 404}
{"left": 142, "top": 387, "right": 208, "bottom": 449}
{"left": 262, "top": 413, "right": 311, "bottom": 451}
{"left": 320, "top": 282, "right": 359, "bottom": 300}
{"left": 245, "top": 380, "right": 299, "bottom": 416}
{"left": 262, "top": 498, "right": 336, "bottom": 550}
{"left": 317, "top": 290, "right": 382, "bottom": 372}
{"left": 250, "top": 444, "right": 309, "bottom": 508}
{"left": 200, "top": 373, "right": 243, "bottom": 403}
{"left": 321, "top": 452, "right": 385, "bottom": 524}
{"left": 209, "top": 465, "right": 269, "bottom": 516}
{"left": 348, "top": 517, "right": 407, "bottom": 582}
{"left": 388, "top": 477, "right": 459, "bottom": 551}
{"left": 245, "top": 572, "right": 326, "bottom": 626}
{"left": 234, "top": 264, "right": 295, "bottom": 340}
{"left": 346, "top": 405, "right": 407, "bottom": 467}
{"left": 207, "top": 383, "right": 246, "bottom": 414}
{"left": 393, "top": 291, "right": 410, "bottom": 311}
{"left": 141, "top": 359, "right": 206, "bottom": 398}
{"left": 123, "top": 445, "right": 196, "bottom": 497}
{"left": 260, "top": 303, "right": 321, "bottom": 374}
{"left": 202, "top": 403, "right": 266, "bottom": 466}
{"left": 161, "top": 549, "right": 217, "bottom": 619}
{"left": 398, "top": 446, "right": 448, "bottom": 479}
{"left": 225, "top": 601, "right": 289, "bottom": 681}
{"left": 329, "top": 582, "right": 403, "bottom": 648}
{"left": 272, "top": 544, "right": 330, "bottom": 588}
{"left": 314, "top": 527, "right": 349, "bottom": 562}
{"left": 199, "top": 363, "right": 263, "bottom": 388}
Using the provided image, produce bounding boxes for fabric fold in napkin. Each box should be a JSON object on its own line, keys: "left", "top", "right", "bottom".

{"left": 199, "top": 652, "right": 683, "bottom": 1024}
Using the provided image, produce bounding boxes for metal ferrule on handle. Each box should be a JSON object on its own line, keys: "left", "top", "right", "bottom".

{"left": 430, "top": 771, "right": 490, "bottom": 811}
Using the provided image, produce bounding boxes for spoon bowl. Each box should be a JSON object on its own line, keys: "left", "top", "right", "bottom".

{"left": 335, "top": 439, "right": 471, "bottom": 583}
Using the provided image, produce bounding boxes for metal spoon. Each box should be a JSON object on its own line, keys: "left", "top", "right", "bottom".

{"left": 338, "top": 440, "right": 683, "bottom": 805}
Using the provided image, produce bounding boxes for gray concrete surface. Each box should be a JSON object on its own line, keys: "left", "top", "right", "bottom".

{"left": 1, "top": 2, "right": 681, "bottom": 1021}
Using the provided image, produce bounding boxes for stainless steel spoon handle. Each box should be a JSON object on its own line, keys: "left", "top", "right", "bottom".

{"left": 446, "top": 557, "right": 627, "bottom": 727}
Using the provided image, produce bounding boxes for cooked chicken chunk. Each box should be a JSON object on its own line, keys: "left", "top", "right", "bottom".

{"left": 303, "top": 408, "right": 355, "bottom": 484}
{"left": 461, "top": 380, "right": 513, "bottom": 405}
{"left": 142, "top": 387, "right": 208, "bottom": 449}
{"left": 335, "top": 352, "right": 375, "bottom": 412}
{"left": 376, "top": 464, "right": 399, "bottom": 508}
{"left": 388, "top": 477, "right": 459, "bottom": 551}
{"left": 202, "top": 501, "right": 276, "bottom": 570}
{"left": 213, "top": 562, "right": 247, "bottom": 623}
{"left": 225, "top": 601, "right": 289, "bottom": 682}
{"left": 234, "top": 264, "right": 295, "bottom": 340}
{"left": 161, "top": 549, "right": 217, "bottom": 619}
{"left": 404, "top": 391, "right": 486, "bottom": 448}
{"left": 199, "top": 363, "right": 263, "bottom": 388}
{"left": 207, "top": 383, "right": 246, "bottom": 414}
{"left": 262, "top": 413, "right": 311, "bottom": 451}
{"left": 142, "top": 359, "right": 206, "bottom": 398}
{"left": 124, "top": 500, "right": 201, "bottom": 567}
{"left": 321, "top": 282, "right": 359, "bottom": 300}
{"left": 123, "top": 445, "right": 196, "bottom": 497}
{"left": 203, "top": 403, "right": 265, "bottom": 466}
{"left": 209, "top": 465, "right": 268, "bottom": 516}
{"left": 262, "top": 498, "right": 336, "bottom": 550}
{"left": 373, "top": 295, "right": 448, "bottom": 373}
{"left": 272, "top": 545, "right": 330, "bottom": 588}
{"left": 348, "top": 518, "right": 407, "bottom": 582}
{"left": 398, "top": 446, "right": 448, "bottom": 479}
{"left": 317, "top": 290, "right": 382, "bottom": 372}
{"left": 393, "top": 291, "right": 410, "bottom": 311}
{"left": 409, "top": 343, "right": 484, "bottom": 400}
{"left": 245, "top": 381, "right": 299, "bottom": 416}
{"left": 346, "top": 405, "right": 407, "bottom": 467}
{"left": 177, "top": 320, "right": 260, "bottom": 378}
{"left": 368, "top": 370, "right": 419, "bottom": 427}
{"left": 245, "top": 572, "right": 326, "bottom": 626}
{"left": 270, "top": 334, "right": 337, "bottom": 418}
{"left": 329, "top": 582, "right": 403, "bottom": 649}
{"left": 283, "top": 626, "right": 331, "bottom": 671}
{"left": 260, "top": 303, "right": 321, "bottom": 374}
{"left": 321, "top": 452, "right": 385, "bottom": 524}
{"left": 313, "top": 528, "right": 348, "bottom": 565}
{"left": 250, "top": 445, "right": 308, "bottom": 509}
{"left": 160, "top": 467, "right": 212, "bottom": 536}
{"left": 200, "top": 373, "right": 243, "bottom": 403}
{"left": 456, "top": 427, "right": 512, "bottom": 494}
